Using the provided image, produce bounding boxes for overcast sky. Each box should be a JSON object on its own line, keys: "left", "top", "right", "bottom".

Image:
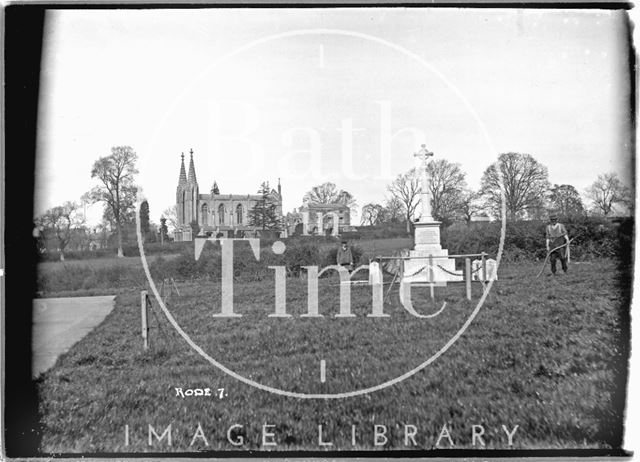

{"left": 35, "top": 8, "right": 633, "bottom": 225}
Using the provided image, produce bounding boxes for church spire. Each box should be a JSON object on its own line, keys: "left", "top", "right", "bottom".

{"left": 187, "top": 148, "right": 198, "bottom": 185}
{"left": 178, "top": 152, "right": 187, "bottom": 186}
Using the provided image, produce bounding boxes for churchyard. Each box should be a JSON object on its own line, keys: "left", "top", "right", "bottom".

{"left": 35, "top": 232, "right": 628, "bottom": 452}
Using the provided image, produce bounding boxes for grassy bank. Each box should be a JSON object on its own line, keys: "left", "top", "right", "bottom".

{"left": 37, "top": 259, "right": 628, "bottom": 452}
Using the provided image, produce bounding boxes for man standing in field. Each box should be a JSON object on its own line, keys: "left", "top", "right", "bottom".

{"left": 545, "top": 213, "right": 570, "bottom": 275}
{"left": 336, "top": 240, "right": 354, "bottom": 271}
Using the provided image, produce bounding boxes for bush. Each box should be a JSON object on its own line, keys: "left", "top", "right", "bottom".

{"left": 356, "top": 223, "right": 409, "bottom": 240}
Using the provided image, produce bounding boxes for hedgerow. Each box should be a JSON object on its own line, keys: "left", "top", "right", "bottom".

{"left": 36, "top": 217, "right": 631, "bottom": 294}
{"left": 443, "top": 217, "right": 629, "bottom": 262}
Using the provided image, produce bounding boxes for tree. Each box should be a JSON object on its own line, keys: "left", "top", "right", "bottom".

{"left": 162, "top": 205, "right": 178, "bottom": 233}
{"left": 284, "top": 210, "right": 303, "bottom": 235}
{"left": 426, "top": 159, "right": 467, "bottom": 224}
{"left": 549, "top": 184, "right": 585, "bottom": 219}
{"left": 382, "top": 197, "right": 404, "bottom": 223}
{"left": 38, "top": 201, "right": 84, "bottom": 261}
{"left": 249, "top": 181, "right": 282, "bottom": 230}
{"left": 456, "top": 189, "right": 485, "bottom": 225}
{"left": 303, "top": 182, "right": 357, "bottom": 209}
{"left": 140, "top": 200, "right": 150, "bottom": 239}
{"left": 480, "top": 152, "right": 550, "bottom": 221}
{"left": 89, "top": 146, "right": 139, "bottom": 257}
{"left": 360, "top": 203, "right": 386, "bottom": 226}
{"left": 159, "top": 217, "right": 168, "bottom": 244}
{"left": 387, "top": 168, "right": 421, "bottom": 232}
{"left": 585, "top": 173, "right": 632, "bottom": 216}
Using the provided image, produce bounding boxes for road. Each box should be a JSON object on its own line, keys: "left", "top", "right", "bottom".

{"left": 32, "top": 295, "right": 116, "bottom": 378}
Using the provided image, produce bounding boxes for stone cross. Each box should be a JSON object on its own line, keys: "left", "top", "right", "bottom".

{"left": 413, "top": 144, "right": 435, "bottom": 222}
{"left": 413, "top": 144, "right": 433, "bottom": 169}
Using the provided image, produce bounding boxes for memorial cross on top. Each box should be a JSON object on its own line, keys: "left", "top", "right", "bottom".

{"left": 413, "top": 144, "right": 434, "bottom": 169}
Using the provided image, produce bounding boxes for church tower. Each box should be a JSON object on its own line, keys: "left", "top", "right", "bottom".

{"left": 184, "top": 149, "right": 200, "bottom": 227}
{"left": 176, "top": 153, "right": 187, "bottom": 226}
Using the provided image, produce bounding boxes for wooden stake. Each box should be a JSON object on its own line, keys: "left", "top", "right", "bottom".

{"left": 481, "top": 252, "right": 487, "bottom": 284}
{"left": 465, "top": 258, "right": 472, "bottom": 301}
{"left": 141, "top": 290, "right": 149, "bottom": 351}
{"left": 428, "top": 254, "right": 434, "bottom": 300}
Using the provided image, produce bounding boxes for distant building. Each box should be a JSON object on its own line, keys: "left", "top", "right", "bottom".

{"left": 174, "top": 150, "right": 283, "bottom": 241}
{"left": 298, "top": 202, "right": 351, "bottom": 235}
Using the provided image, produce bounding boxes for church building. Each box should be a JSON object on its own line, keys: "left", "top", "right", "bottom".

{"left": 174, "top": 150, "right": 283, "bottom": 241}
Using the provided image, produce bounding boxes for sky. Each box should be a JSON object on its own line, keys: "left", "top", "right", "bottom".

{"left": 35, "top": 8, "right": 634, "bottom": 225}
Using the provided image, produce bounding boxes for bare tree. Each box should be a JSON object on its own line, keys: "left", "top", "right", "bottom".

{"left": 382, "top": 197, "right": 404, "bottom": 223}
{"left": 38, "top": 201, "right": 85, "bottom": 261}
{"left": 549, "top": 184, "right": 585, "bottom": 219}
{"left": 162, "top": 205, "right": 178, "bottom": 233}
{"left": 456, "top": 189, "right": 485, "bottom": 225}
{"left": 303, "top": 182, "right": 358, "bottom": 220}
{"left": 88, "top": 146, "right": 139, "bottom": 257}
{"left": 387, "top": 168, "right": 421, "bottom": 232}
{"left": 303, "top": 182, "right": 341, "bottom": 204}
{"left": 427, "top": 159, "right": 467, "bottom": 224}
{"left": 360, "top": 203, "right": 386, "bottom": 225}
{"left": 480, "top": 152, "right": 550, "bottom": 221}
{"left": 585, "top": 172, "right": 632, "bottom": 216}
{"left": 304, "top": 182, "right": 356, "bottom": 207}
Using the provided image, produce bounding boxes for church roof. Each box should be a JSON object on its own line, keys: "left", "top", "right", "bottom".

{"left": 301, "top": 202, "right": 350, "bottom": 211}
{"left": 199, "top": 193, "right": 264, "bottom": 201}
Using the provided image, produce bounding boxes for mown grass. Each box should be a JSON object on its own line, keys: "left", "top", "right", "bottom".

{"left": 36, "top": 258, "right": 627, "bottom": 453}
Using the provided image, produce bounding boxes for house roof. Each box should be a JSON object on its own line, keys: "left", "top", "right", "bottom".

{"left": 301, "top": 202, "right": 350, "bottom": 211}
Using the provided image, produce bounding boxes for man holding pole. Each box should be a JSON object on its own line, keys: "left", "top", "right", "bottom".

{"left": 545, "top": 213, "right": 570, "bottom": 275}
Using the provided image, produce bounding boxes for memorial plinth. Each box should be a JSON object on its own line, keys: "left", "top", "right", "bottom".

{"left": 402, "top": 144, "right": 463, "bottom": 284}
{"left": 403, "top": 220, "right": 462, "bottom": 284}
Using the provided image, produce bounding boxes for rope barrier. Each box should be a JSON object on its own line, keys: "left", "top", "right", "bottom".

{"left": 380, "top": 255, "right": 490, "bottom": 279}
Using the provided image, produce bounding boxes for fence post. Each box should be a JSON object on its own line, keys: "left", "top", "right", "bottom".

{"left": 465, "top": 258, "right": 471, "bottom": 301}
{"left": 141, "top": 290, "right": 149, "bottom": 351}
{"left": 481, "top": 252, "right": 487, "bottom": 284}
{"left": 428, "top": 254, "right": 434, "bottom": 300}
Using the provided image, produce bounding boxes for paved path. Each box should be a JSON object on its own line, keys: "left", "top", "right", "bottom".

{"left": 32, "top": 295, "right": 116, "bottom": 377}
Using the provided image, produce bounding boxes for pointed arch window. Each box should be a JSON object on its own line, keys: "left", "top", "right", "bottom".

{"left": 201, "top": 203, "right": 208, "bottom": 226}
{"left": 218, "top": 204, "right": 225, "bottom": 225}
{"left": 182, "top": 191, "right": 186, "bottom": 224}
{"left": 236, "top": 204, "right": 243, "bottom": 225}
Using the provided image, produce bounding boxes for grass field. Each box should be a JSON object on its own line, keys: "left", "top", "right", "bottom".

{"left": 36, "top": 252, "right": 629, "bottom": 453}
{"left": 37, "top": 253, "right": 181, "bottom": 272}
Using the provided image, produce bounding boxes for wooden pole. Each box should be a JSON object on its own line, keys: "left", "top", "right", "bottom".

{"left": 481, "top": 252, "right": 487, "bottom": 283}
{"left": 465, "top": 258, "right": 471, "bottom": 301}
{"left": 428, "top": 254, "right": 434, "bottom": 300}
{"left": 141, "top": 290, "right": 149, "bottom": 351}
